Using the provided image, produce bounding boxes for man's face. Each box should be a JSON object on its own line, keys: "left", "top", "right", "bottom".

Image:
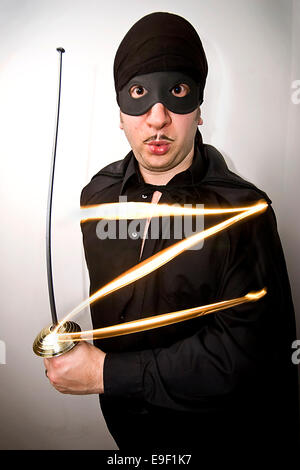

{"left": 119, "top": 74, "right": 203, "bottom": 174}
{"left": 120, "top": 104, "right": 202, "bottom": 174}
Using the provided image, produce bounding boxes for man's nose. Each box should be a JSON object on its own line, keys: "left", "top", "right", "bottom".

{"left": 145, "top": 102, "right": 171, "bottom": 129}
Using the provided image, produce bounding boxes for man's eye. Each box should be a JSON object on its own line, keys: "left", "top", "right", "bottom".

{"left": 129, "top": 86, "right": 148, "bottom": 99}
{"left": 171, "top": 84, "right": 190, "bottom": 97}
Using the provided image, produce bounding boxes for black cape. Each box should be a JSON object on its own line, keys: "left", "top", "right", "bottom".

{"left": 81, "top": 134, "right": 299, "bottom": 458}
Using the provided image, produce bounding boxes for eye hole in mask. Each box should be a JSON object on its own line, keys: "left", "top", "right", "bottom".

{"left": 118, "top": 71, "right": 200, "bottom": 116}
{"left": 129, "top": 83, "right": 191, "bottom": 100}
{"left": 129, "top": 85, "right": 148, "bottom": 99}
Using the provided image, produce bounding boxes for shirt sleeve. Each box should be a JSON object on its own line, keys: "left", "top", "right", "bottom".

{"left": 102, "top": 206, "right": 296, "bottom": 412}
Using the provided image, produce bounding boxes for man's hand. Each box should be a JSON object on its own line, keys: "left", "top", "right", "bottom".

{"left": 44, "top": 341, "right": 106, "bottom": 395}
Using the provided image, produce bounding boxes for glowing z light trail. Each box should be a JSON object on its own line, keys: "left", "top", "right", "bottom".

{"left": 54, "top": 200, "right": 268, "bottom": 339}
{"left": 58, "top": 289, "right": 267, "bottom": 342}
{"left": 79, "top": 202, "right": 265, "bottom": 221}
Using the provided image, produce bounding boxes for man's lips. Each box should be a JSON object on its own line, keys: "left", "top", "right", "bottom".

{"left": 146, "top": 140, "right": 171, "bottom": 155}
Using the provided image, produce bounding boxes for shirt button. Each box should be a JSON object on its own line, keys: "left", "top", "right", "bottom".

{"left": 141, "top": 194, "right": 148, "bottom": 199}
{"left": 120, "top": 315, "right": 125, "bottom": 320}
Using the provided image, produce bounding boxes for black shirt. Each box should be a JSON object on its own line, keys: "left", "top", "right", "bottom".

{"left": 80, "top": 134, "right": 299, "bottom": 456}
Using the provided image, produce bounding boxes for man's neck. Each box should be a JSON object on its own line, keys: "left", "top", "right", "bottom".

{"left": 139, "top": 148, "right": 194, "bottom": 186}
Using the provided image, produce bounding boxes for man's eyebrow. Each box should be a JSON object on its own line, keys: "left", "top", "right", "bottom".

{"left": 169, "top": 82, "right": 190, "bottom": 87}
{"left": 129, "top": 83, "right": 145, "bottom": 87}
{"left": 128, "top": 83, "right": 148, "bottom": 91}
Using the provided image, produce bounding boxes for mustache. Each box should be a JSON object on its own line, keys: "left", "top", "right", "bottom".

{"left": 143, "top": 134, "right": 174, "bottom": 143}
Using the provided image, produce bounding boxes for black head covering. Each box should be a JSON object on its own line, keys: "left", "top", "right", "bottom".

{"left": 114, "top": 12, "right": 208, "bottom": 104}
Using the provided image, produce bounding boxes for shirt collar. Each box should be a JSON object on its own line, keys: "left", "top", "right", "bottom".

{"left": 120, "top": 155, "right": 142, "bottom": 194}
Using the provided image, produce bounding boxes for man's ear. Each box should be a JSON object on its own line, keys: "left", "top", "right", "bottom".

{"left": 119, "top": 111, "right": 124, "bottom": 130}
{"left": 198, "top": 107, "right": 203, "bottom": 126}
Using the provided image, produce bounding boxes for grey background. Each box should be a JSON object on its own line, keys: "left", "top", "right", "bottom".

{"left": 0, "top": 0, "right": 299, "bottom": 450}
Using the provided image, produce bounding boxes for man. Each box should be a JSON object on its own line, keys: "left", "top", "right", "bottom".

{"left": 44, "top": 12, "right": 299, "bottom": 456}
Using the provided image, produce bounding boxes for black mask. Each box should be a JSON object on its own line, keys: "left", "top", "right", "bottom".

{"left": 118, "top": 71, "right": 201, "bottom": 116}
